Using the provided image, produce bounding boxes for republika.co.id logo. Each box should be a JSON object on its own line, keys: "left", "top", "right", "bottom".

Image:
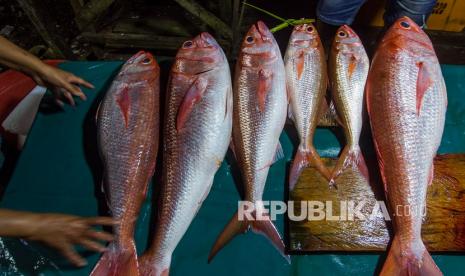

{"left": 238, "top": 200, "right": 427, "bottom": 221}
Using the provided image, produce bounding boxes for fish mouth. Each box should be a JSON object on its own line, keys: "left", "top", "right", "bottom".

{"left": 126, "top": 51, "right": 150, "bottom": 64}
{"left": 255, "top": 21, "right": 271, "bottom": 42}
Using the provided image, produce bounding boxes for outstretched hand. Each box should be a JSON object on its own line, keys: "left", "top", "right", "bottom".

{"left": 32, "top": 64, "right": 95, "bottom": 107}
{"left": 25, "top": 213, "right": 116, "bottom": 267}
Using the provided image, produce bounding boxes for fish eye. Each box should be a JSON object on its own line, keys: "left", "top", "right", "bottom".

{"left": 306, "top": 26, "right": 314, "bottom": 33}
{"left": 400, "top": 21, "right": 411, "bottom": 29}
{"left": 338, "top": 31, "right": 347, "bottom": 38}
{"left": 246, "top": 36, "right": 254, "bottom": 44}
{"left": 183, "top": 40, "right": 194, "bottom": 48}
{"left": 142, "top": 58, "right": 151, "bottom": 64}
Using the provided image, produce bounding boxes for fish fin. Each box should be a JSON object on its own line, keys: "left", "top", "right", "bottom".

{"left": 329, "top": 145, "right": 369, "bottom": 187}
{"left": 224, "top": 86, "right": 232, "bottom": 121}
{"left": 257, "top": 69, "right": 273, "bottom": 112}
{"left": 416, "top": 62, "right": 432, "bottom": 116}
{"left": 229, "top": 138, "right": 237, "bottom": 160}
{"left": 289, "top": 146, "right": 332, "bottom": 190}
{"left": 116, "top": 84, "right": 131, "bottom": 127}
{"left": 139, "top": 254, "right": 170, "bottom": 276}
{"left": 380, "top": 236, "right": 442, "bottom": 276}
{"left": 95, "top": 102, "right": 102, "bottom": 125}
{"left": 289, "top": 148, "right": 309, "bottom": 190}
{"left": 208, "top": 211, "right": 289, "bottom": 264}
{"left": 176, "top": 77, "right": 208, "bottom": 132}
{"left": 208, "top": 211, "right": 248, "bottom": 263}
{"left": 348, "top": 54, "right": 358, "bottom": 79}
{"left": 272, "top": 142, "right": 285, "bottom": 164}
{"left": 249, "top": 213, "right": 290, "bottom": 264}
{"left": 296, "top": 51, "right": 305, "bottom": 80}
{"left": 90, "top": 242, "right": 138, "bottom": 276}
{"left": 287, "top": 104, "right": 294, "bottom": 121}
{"left": 428, "top": 164, "right": 434, "bottom": 186}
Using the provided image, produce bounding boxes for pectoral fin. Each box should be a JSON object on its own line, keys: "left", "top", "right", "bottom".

{"left": 177, "top": 77, "right": 208, "bottom": 132}
{"left": 416, "top": 62, "right": 432, "bottom": 115}
{"left": 257, "top": 69, "right": 273, "bottom": 112}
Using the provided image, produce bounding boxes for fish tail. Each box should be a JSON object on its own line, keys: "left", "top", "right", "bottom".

{"left": 138, "top": 254, "right": 170, "bottom": 276}
{"left": 90, "top": 242, "right": 138, "bottom": 276}
{"left": 329, "top": 145, "right": 369, "bottom": 186}
{"left": 289, "top": 145, "right": 331, "bottom": 190}
{"left": 380, "top": 236, "right": 442, "bottom": 276}
{"left": 208, "top": 210, "right": 290, "bottom": 264}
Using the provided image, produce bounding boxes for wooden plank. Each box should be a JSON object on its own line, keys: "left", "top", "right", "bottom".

{"left": 75, "top": 0, "right": 116, "bottom": 30}
{"left": 16, "top": 0, "right": 70, "bottom": 58}
{"left": 69, "top": 0, "right": 84, "bottom": 15}
{"left": 80, "top": 32, "right": 230, "bottom": 52}
{"left": 289, "top": 154, "right": 465, "bottom": 252}
{"left": 173, "top": 0, "right": 233, "bottom": 39}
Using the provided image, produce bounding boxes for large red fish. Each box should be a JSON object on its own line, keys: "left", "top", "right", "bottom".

{"left": 91, "top": 51, "right": 160, "bottom": 276}
{"left": 366, "top": 17, "right": 446, "bottom": 275}
{"left": 139, "top": 32, "right": 232, "bottom": 276}
{"left": 209, "top": 21, "right": 289, "bottom": 263}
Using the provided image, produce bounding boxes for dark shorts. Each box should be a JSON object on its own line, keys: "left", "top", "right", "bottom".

{"left": 317, "top": 0, "right": 437, "bottom": 27}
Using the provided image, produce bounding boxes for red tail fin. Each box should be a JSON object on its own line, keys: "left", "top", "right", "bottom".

{"left": 90, "top": 242, "right": 138, "bottom": 276}
{"left": 380, "top": 236, "right": 442, "bottom": 276}
{"left": 329, "top": 145, "right": 369, "bottom": 187}
{"left": 208, "top": 210, "right": 290, "bottom": 264}
{"left": 289, "top": 146, "right": 331, "bottom": 190}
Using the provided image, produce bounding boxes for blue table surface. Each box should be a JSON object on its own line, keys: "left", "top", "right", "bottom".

{"left": 0, "top": 61, "right": 464, "bottom": 275}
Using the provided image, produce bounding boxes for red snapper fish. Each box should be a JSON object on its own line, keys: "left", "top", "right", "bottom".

{"left": 92, "top": 51, "right": 160, "bottom": 276}
{"left": 285, "top": 23, "right": 331, "bottom": 190}
{"left": 328, "top": 25, "right": 369, "bottom": 185}
{"left": 366, "top": 17, "right": 446, "bottom": 275}
{"left": 139, "top": 32, "right": 232, "bottom": 276}
{"left": 208, "top": 21, "right": 289, "bottom": 263}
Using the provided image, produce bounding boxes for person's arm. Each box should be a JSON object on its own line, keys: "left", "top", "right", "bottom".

{"left": 0, "top": 36, "right": 94, "bottom": 106}
{"left": 0, "top": 209, "right": 116, "bottom": 267}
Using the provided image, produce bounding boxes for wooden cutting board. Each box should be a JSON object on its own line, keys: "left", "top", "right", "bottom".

{"left": 288, "top": 153, "right": 465, "bottom": 252}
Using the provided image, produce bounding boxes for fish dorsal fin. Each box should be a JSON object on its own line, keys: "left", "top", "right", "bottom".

{"left": 257, "top": 68, "right": 273, "bottom": 112}
{"left": 177, "top": 77, "right": 208, "bottom": 132}
{"left": 116, "top": 84, "right": 131, "bottom": 127}
{"left": 416, "top": 61, "right": 432, "bottom": 116}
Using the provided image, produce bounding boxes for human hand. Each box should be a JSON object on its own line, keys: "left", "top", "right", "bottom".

{"left": 25, "top": 213, "right": 116, "bottom": 267}
{"left": 32, "top": 64, "right": 94, "bottom": 107}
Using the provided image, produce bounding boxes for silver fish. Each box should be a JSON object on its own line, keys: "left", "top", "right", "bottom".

{"left": 139, "top": 32, "right": 232, "bottom": 276}
{"left": 209, "top": 21, "right": 289, "bottom": 263}
{"left": 328, "top": 25, "right": 369, "bottom": 185}
{"left": 285, "top": 23, "right": 331, "bottom": 190}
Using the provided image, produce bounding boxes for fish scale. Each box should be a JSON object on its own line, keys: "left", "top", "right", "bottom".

{"left": 92, "top": 51, "right": 160, "bottom": 276}
{"left": 366, "top": 17, "right": 446, "bottom": 276}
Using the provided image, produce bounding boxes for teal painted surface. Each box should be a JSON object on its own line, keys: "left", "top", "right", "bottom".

{"left": 0, "top": 62, "right": 464, "bottom": 275}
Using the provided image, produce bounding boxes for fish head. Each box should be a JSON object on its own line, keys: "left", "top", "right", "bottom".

{"left": 379, "top": 16, "right": 434, "bottom": 55}
{"left": 332, "top": 25, "right": 364, "bottom": 54}
{"left": 120, "top": 51, "right": 159, "bottom": 82}
{"left": 239, "top": 21, "right": 278, "bottom": 67}
{"left": 288, "top": 23, "right": 321, "bottom": 50}
{"left": 173, "top": 32, "right": 223, "bottom": 75}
